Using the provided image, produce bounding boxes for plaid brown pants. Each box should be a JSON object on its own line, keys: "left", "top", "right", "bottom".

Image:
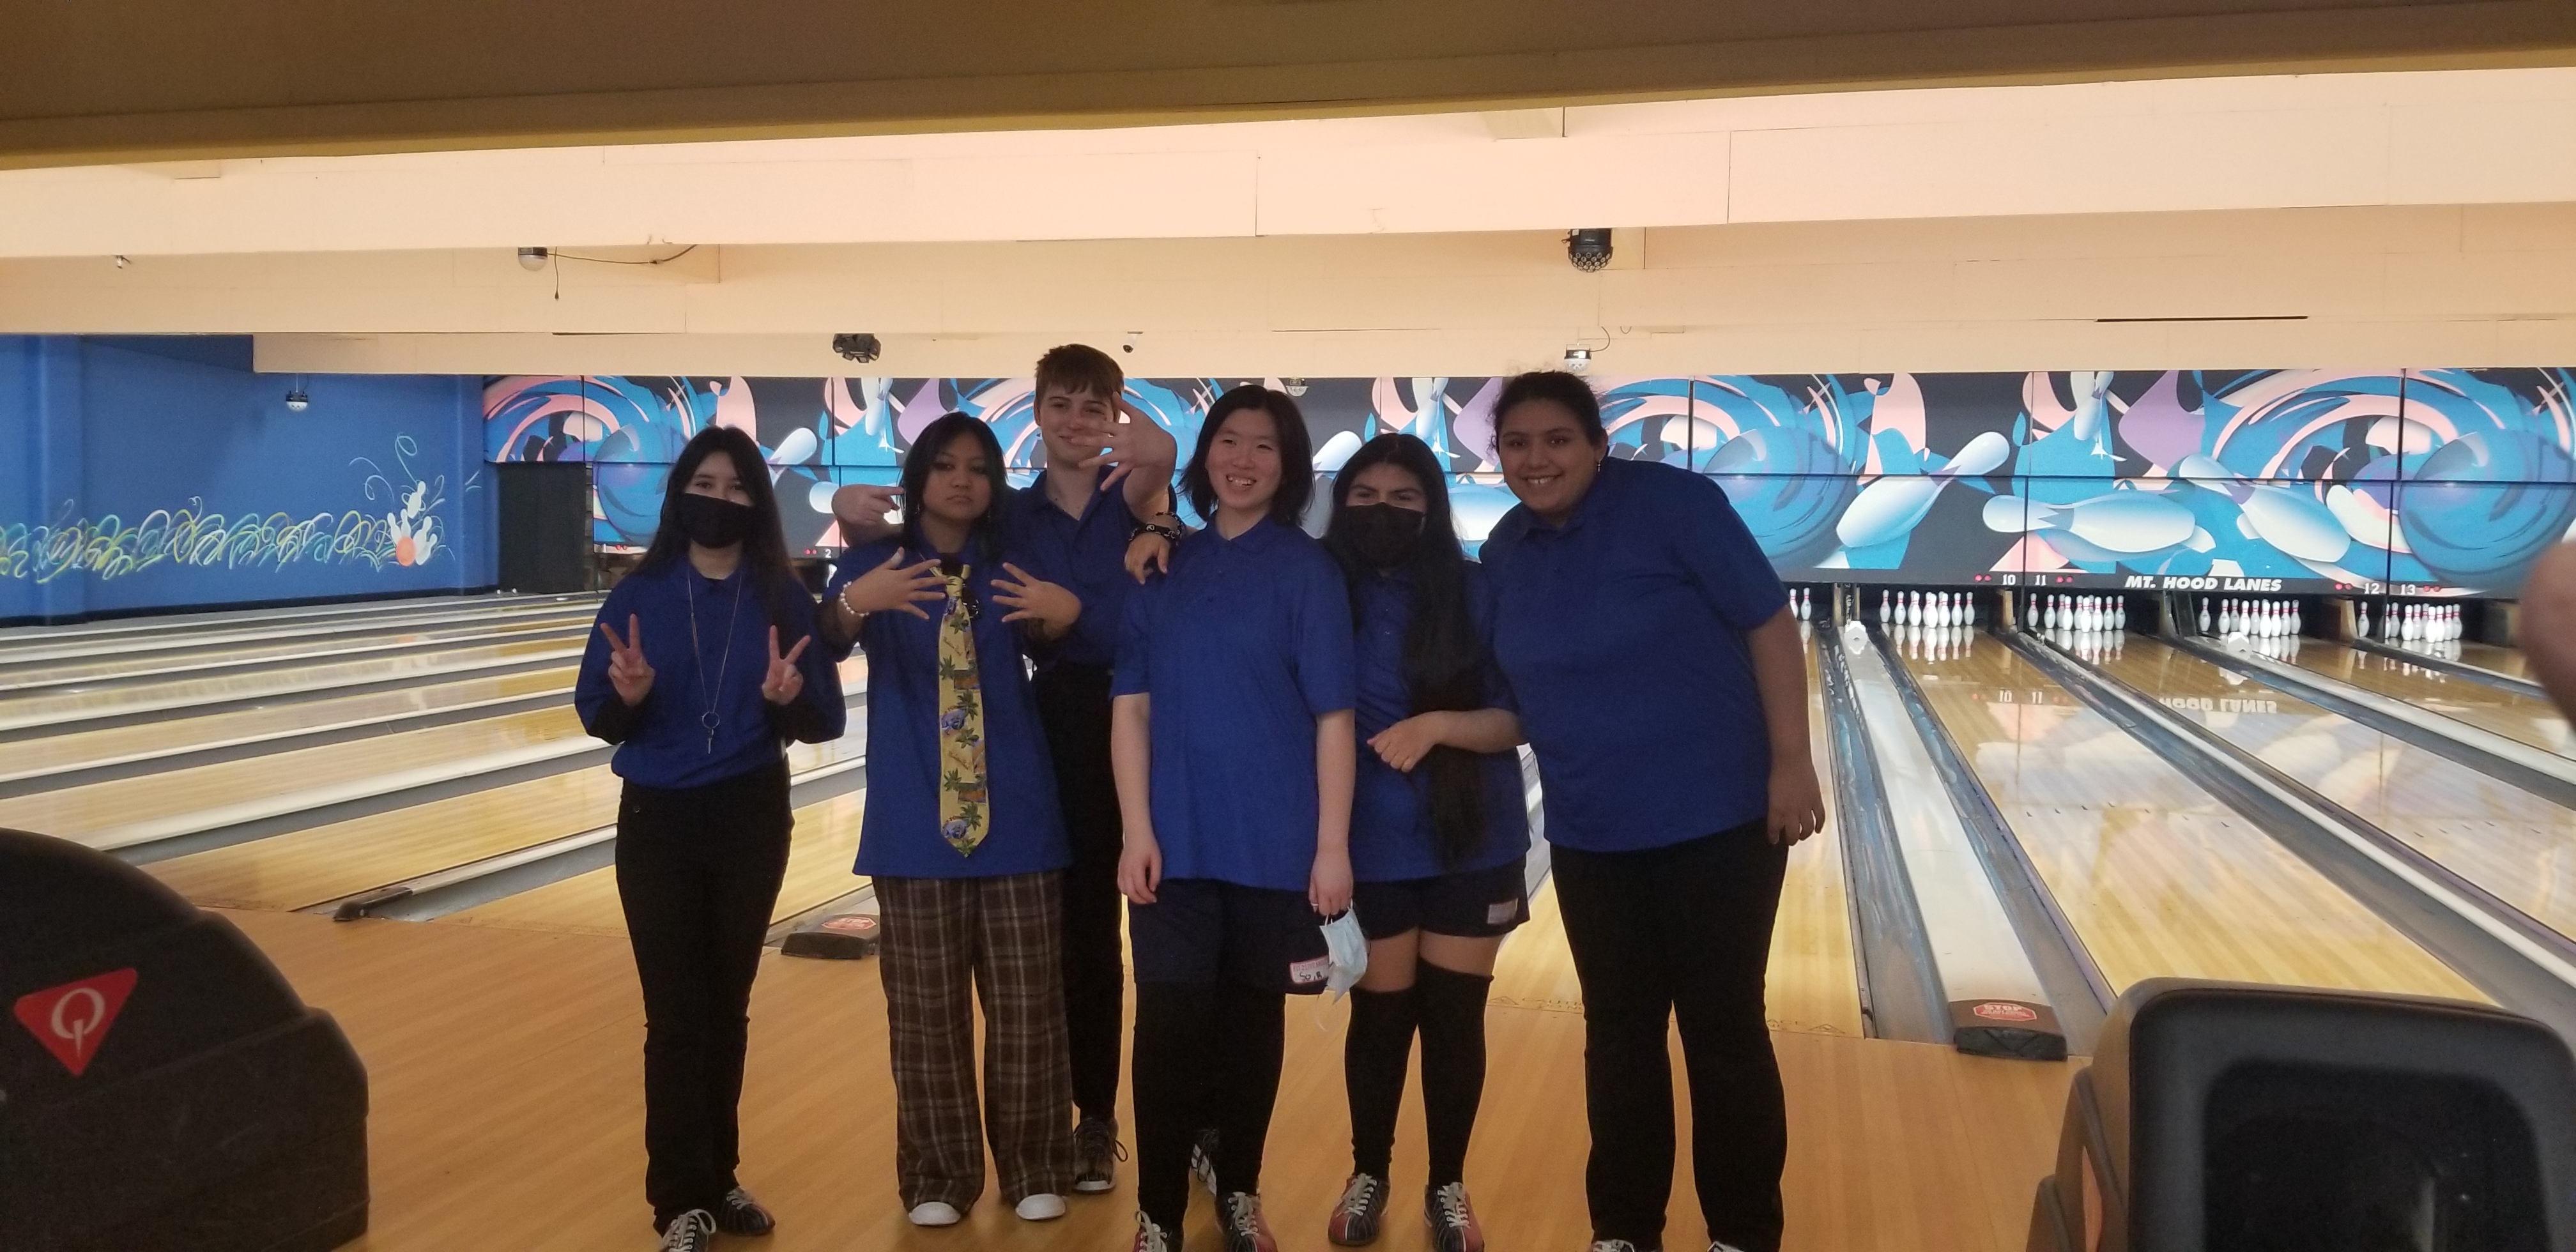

{"left": 875, "top": 870, "right": 1077, "bottom": 1208}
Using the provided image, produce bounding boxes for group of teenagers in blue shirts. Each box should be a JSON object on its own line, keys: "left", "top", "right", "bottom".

{"left": 576, "top": 346, "right": 1827, "bottom": 1252}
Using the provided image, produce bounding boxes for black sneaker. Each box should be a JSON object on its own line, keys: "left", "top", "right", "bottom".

{"left": 1425, "top": 1182, "right": 1483, "bottom": 1252}
{"left": 657, "top": 1209, "right": 716, "bottom": 1252}
{"left": 1326, "top": 1172, "right": 1387, "bottom": 1246}
{"left": 1190, "top": 1128, "right": 1221, "bottom": 1196}
{"left": 1074, "top": 1117, "right": 1126, "bottom": 1194}
{"left": 716, "top": 1186, "right": 775, "bottom": 1236}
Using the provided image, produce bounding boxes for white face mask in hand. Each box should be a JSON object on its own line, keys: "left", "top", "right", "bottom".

{"left": 1319, "top": 908, "right": 1369, "bottom": 1000}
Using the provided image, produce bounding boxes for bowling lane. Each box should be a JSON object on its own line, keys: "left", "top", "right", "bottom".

{"left": 1905, "top": 632, "right": 2483, "bottom": 1000}
{"left": 2291, "top": 641, "right": 2572, "bottom": 758}
{"left": 0, "top": 705, "right": 594, "bottom": 850}
{"left": 1487, "top": 632, "right": 1864, "bottom": 1039}
{"left": 2092, "top": 637, "right": 2576, "bottom": 941}
{"left": 0, "top": 607, "right": 592, "bottom": 687}
{"left": 441, "top": 791, "right": 870, "bottom": 936}
{"left": 0, "top": 636, "right": 583, "bottom": 733}
{"left": 0, "top": 667, "right": 576, "bottom": 784}
{"left": 2458, "top": 641, "right": 2534, "bottom": 681}
{"left": 146, "top": 735, "right": 868, "bottom": 912}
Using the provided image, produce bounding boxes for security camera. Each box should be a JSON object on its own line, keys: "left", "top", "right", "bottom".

{"left": 832, "top": 333, "right": 882, "bottom": 364}
{"left": 1119, "top": 343, "right": 1134, "bottom": 355}
{"left": 1563, "top": 347, "right": 1592, "bottom": 374}
{"left": 1565, "top": 229, "right": 1612, "bottom": 273}
{"left": 517, "top": 247, "right": 549, "bottom": 271}
{"left": 284, "top": 389, "right": 311, "bottom": 412}
{"left": 1282, "top": 378, "right": 1309, "bottom": 397}
{"left": 112, "top": 254, "right": 130, "bottom": 270}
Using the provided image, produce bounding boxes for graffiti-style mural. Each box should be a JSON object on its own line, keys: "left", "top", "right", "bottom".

{"left": 484, "top": 369, "right": 2576, "bottom": 597}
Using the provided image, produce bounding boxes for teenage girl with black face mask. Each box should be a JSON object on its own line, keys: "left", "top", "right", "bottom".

{"left": 1317, "top": 434, "right": 1528, "bottom": 1252}
{"left": 576, "top": 425, "right": 848, "bottom": 1252}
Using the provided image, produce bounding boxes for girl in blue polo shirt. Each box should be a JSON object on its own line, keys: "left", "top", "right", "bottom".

{"left": 1476, "top": 372, "right": 1824, "bottom": 1252}
{"left": 1317, "top": 434, "right": 1529, "bottom": 1252}
{"left": 819, "top": 413, "right": 1088, "bottom": 1231}
{"left": 1112, "top": 385, "right": 1357, "bottom": 1252}
{"left": 576, "top": 426, "right": 847, "bottom": 1252}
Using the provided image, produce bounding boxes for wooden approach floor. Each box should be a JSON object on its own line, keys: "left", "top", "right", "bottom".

{"left": 226, "top": 908, "right": 2070, "bottom": 1252}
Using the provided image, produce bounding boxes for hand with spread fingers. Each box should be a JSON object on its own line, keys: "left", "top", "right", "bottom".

{"left": 1080, "top": 398, "right": 1180, "bottom": 492}
{"left": 597, "top": 615, "right": 655, "bottom": 706}
{"left": 838, "top": 547, "right": 947, "bottom": 622}
{"left": 992, "top": 562, "right": 1082, "bottom": 639}
{"left": 760, "top": 627, "right": 811, "bottom": 706}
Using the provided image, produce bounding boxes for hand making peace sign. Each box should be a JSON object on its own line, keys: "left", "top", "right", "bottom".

{"left": 597, "top": 615, "right": 655, "bottom": 706}
{"left": 761, "top": 627, "right": 812, "bottom": 706}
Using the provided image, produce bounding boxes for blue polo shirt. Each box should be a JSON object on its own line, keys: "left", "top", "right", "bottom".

{"left": 826, "top": 538, "right": 1070, "bottom": 880}
{"left": 1349, "top": 564, "right": 1529, "bottom": 882}
{"left": 1113, "top": 517, "right": 1356, "bottom": 892}
{"left": 1480, "top": 457, "right": 1788, "bottom": 852}
{"left": 1005, "top": 473, "right": 1147, "bottom": 671}
{"left": 577, "top": 560, "right": 847, "bottom": 790}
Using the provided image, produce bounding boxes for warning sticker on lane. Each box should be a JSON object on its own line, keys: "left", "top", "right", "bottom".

{"left": 13, "top": 968, "right": 139, "bottom": 1077}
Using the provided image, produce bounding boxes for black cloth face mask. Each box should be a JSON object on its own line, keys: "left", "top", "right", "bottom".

{"left": 672, "top": 491, "right": 756, "bottom": 549}
{"left": 1342, "top": 501, "right": 1427, "bottom": 569}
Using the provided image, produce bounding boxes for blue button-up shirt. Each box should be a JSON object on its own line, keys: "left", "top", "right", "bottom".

{"left": 577, "top": 559, "right": 847, "bottom": 790}
{"left": 1480, "top": 457, "right": 1787, "bottom": 852}
{"left": 1348, "top": 563, "right": 1529, "bottom": 882}
{"left": 1114, "top": 517, "right": 1356, "bottom": 891}
{"left": 1005, "top": 473, "right": 1144, "bottom": 671}
{"left": 827, "top": 538, "right": 1070, "bottom": 879}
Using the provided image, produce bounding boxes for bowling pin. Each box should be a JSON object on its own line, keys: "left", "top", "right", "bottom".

{"left": 2198, "top": 597, "right": 2212, "bottom": 635}
{"left": 2354, "top": 600, "right": 2370, "bottom": 640}
{"left": 2114, "top": 597, "right": 2128, "bottom": 632}
{"left": 1880, "top": 589, "right": 1890, "bottom": 623}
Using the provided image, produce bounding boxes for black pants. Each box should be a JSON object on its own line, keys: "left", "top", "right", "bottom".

{"left": 1033, "top": 662, "right": 1126, "bottom": 1124}
{"left": 1551, "top": 820, "right": 1789, "bottom": 1252}
{"left": 615, "top": 759, "right": 794, "bottom": 1227}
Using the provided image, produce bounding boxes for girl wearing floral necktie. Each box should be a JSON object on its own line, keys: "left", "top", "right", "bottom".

{"left": 821, "top": 413, "right": 1087, "bottom": 1229}
{"left": 576, "top": 425, "right": 847, "bottom": 1252}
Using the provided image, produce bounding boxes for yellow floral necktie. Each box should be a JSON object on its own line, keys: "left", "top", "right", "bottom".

{"left": 935, "top": 567, "right": 989, "bottom": 857}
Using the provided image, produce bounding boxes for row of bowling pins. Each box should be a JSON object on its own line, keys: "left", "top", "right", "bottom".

{"left": 2196, "top": 597, "right": 2300, "bottom": 638}
{"left": 2034, "top": 593, "right": 2126, "bottom": 634}
{"left": 2356, "top": 600, "right": 2464, "bottom": 644}
{"left": 1878, "top": 589, "right": 1974, "bottom": 628}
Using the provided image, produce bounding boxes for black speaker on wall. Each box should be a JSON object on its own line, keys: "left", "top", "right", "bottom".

{"left": 496, "top": 462, "right": 593, "bottom": 595}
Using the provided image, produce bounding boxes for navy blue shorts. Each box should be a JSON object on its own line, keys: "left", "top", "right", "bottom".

{"left": 1128, "top": 878, "right": 1333, "bottom": 995}
{"left": 1353, "top": 859, "right": 1529, "bottom": 942}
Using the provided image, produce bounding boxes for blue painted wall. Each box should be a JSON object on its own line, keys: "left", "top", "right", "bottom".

{"left": 1, "top": 336, "right": 493, "bottom": 622}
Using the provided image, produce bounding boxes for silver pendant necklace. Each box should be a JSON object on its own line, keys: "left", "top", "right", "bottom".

{"left": 682, "top": 562, "right": 745, "bottom": 754}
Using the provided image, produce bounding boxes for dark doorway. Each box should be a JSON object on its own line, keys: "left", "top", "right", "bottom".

{"left": 496, "top": 462, "right": 594, "bottom": 594}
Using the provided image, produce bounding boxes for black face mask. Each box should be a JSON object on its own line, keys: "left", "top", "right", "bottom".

{"left": 1342, "top": 501, "right": 1427, "bottom": 569}
{"left": 672, "top": 491, "right": 756, "bottom": 549}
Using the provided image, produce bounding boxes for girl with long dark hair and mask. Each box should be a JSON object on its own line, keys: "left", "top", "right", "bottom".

{"left": 818, "top": 413, "right": 1089, "bottom": 1229}
{"left": 1317, "top": 433, "right": 1528, "bottom": 1252}
{"left": 576, "top": 425, "right": 847, "bottom": 1252}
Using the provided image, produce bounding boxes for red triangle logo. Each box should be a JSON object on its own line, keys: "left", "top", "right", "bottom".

{"left": 13, "top": 968, "right": 139, "bottom": 1078}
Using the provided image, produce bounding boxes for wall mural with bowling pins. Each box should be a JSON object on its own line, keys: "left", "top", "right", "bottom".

{"left": 484, "top": 367, "right": 2576, "bottom": 597}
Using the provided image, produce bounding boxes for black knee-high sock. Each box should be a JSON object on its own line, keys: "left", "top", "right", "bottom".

{"left": 1133, "top": 982, "right": 1217, "bottom": 1229}
{"left": 1343, "top": 984, "right": 1420, "bottom": 1179}
{"left": 1414, "top": 963, "right": 1493, "bottom": 1188}
{"left": 1212, "top": 979, "right": 1287, "bottom": 1198}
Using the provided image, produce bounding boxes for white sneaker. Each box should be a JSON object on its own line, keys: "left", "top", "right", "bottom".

{"left": 1016, "top": 1193, "right": 1068, "bottom": 1221}
{"left": 908, "top": 1201, "right": 963, "bottom": 1226}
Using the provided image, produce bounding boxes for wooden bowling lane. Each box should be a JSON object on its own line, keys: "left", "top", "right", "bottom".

{"left": 0, "top": 667, "right": 575, "bottom": 786}
{"left": 145, "top": 736, "right": 868, "bottom": 912}
{"left": 441, "top": 791, "right": 870, "bottom": 937}
{"left": 1903, "top": 632, "right": 2483, "bottom": 1001}
{"left": 2293, "top": 641, "right": 2572, "bottom": 758}
{"left": 0, "top": 636, "right": 581, "bottom": 733}
{"left": 0, "top": 608, "right": 591, "bottom": 687}
{"left": 2458, "top": 641, "right": 2535, "bottom": 680}
{"left": 0, "top": 705, "right": 592, "bottom": 850}
{"left": 2093, "top": 637, "right": 2576, "bottom": 943}
{"left": 1487, "top": 638, "right": 1865, "bottom": 1039}
{"left": 226, "top": 905, "right": 2066, "bottom": 1251}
